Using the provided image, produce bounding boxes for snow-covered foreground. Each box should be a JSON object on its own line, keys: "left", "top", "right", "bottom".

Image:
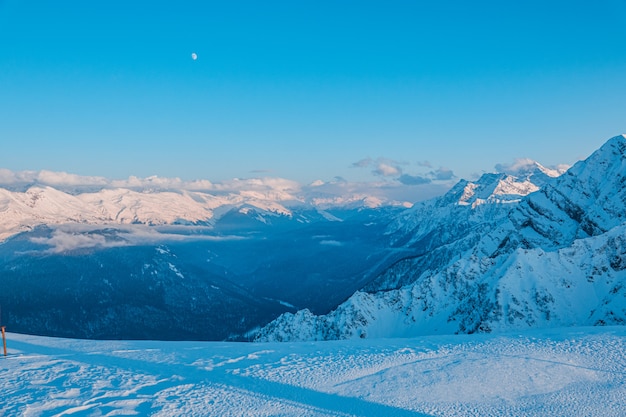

{"left": 1, "top": 327, "right": 625, "bottom": 417}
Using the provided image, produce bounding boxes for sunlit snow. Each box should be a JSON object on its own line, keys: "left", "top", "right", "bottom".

{"left": 2, "top": 327, "right": 625, "bottom": 416}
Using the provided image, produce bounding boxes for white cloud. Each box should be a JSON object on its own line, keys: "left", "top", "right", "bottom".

{"left": 0, "top": 169, "right": 302, "bottom": 195}
{"left": 0, "top": 169, "right": 107, "bottom": 190}
{"left": 210, "top": 177, "right": 303, "bottom": 202}
{"left": 30, "top": 229, "right": 125, "bottom": 253}
{"left": 352, "top": 157, "right": 405, "bottom": 177}
{"left": 180, "top": 179, "right": 215, "bottom": 190}
{"left": 494, "top": 158, "right": 569, "bottom": 178}
{"left": 30, "top": 224, "right": 245, "bottom": 253}
{"left": 494, "top": 158, "right": 539, "bottom": 175}
{"left": 319, "top": 240, "right": 344, "bottom": 246}
{"left": 0, "top": 168, "right": 31, "bottom": 184}
{"left": 301, "top": 176, "right": 449, "bottom": 206}
{"left": 111, "top": 175, "right": 187, "bottom": 190}
{"left": 0, "top": 167, "right": 454, "bottom": 210}
{"left": 554, "top": 163, "right": 570, "bottom": 173}
{"left": 374, "top": 163, "right": 401, "bottom": 177}
{"left": 351, "top": 157, "right": 456, "bottom": 190}
{"left": 36, "top": 170, "right": 109, "bottom": 187}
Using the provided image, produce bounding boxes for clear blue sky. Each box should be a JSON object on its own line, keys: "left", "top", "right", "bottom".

{"left": 1, "top": 1, "right": 625, "bottom": 188}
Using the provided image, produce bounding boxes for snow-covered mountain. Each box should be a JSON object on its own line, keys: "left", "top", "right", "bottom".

{"left": 0, "top": 176, "right": 414, "bottom": 243}
{"left": 254, "top": 135, "right": 626, "bottom": 342}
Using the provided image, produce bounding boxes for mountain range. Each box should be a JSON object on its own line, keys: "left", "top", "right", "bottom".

{"left": 254, "top": 134, "right": 626, "bottom": 341}
{"left": 0, "top": 179, "right": 407, "bottom": 339}
{"left": 1, "top": 135, "right": 625, "bottom": 341}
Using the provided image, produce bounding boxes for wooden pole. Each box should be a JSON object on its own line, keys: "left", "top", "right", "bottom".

{"left": 1, "top": 326, "right": 6, "bottom": 357}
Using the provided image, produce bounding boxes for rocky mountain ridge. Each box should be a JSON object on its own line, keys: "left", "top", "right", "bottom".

{"left": 254, "top": 135, "right": 626, "bottom": 341}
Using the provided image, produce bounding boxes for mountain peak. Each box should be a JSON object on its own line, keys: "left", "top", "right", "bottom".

{"left": 444, "top": 169, "right": 546, "bottom": 208}
{"left": 494, "top": 158, "right": 566, "bottom": 187}
{"left": 451, "top": 157, "right": 570, "bottom": 207}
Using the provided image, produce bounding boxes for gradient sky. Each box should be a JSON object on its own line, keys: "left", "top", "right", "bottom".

{"left": 1, "top": 1, "right": 625, "bottom": 195}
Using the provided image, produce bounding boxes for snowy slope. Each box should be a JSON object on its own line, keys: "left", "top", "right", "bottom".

{"left": 2, "top": 327, "right": 625, "bottom": 417}
{"left": 258, "top": 223, "right": 626, "bottom": 341}
{"left": 0, "top": 185, "right": 296, "bottom": 242}
{"left": 255, "top": 135, "right": 626, "bottom": 342}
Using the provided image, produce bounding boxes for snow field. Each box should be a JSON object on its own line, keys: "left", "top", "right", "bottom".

{"left": 1, "top": 327, "right": 625, "bottom": 416}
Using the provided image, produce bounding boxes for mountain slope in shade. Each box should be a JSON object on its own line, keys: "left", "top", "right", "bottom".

{"left": 254, "top": 135, "right": 626, "bottom": 342}
{"left": 0, "top": 205, "right": 406, "bottom": 340}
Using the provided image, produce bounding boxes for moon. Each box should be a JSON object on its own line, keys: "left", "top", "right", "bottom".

{"left": 191, "top": 52, "right": 198, "bottom": 61}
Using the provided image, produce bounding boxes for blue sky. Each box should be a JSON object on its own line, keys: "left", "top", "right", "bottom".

{"left": 1, "top": 1, "right": 625, "bottom": 199}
